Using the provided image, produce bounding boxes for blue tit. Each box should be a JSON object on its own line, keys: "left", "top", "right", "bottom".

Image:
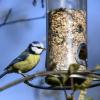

{"left": 0, "top": 41, "right": 46, "bottom": 79}
{"left": 75, "top": 43, "right": 87, "bottom": 66}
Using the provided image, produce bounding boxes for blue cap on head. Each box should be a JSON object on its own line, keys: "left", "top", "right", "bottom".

{"left": 31, "top": 41, "right": 44, "bottom": 49}
{"left": 32, "top": 41, "right": 40, "bottom": 44}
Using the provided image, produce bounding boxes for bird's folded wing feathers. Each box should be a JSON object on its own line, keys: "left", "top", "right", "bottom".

{"left": 5, "top": 50, "right": 29, "bottom": 70}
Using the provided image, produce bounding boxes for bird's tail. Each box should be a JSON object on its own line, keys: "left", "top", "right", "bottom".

{"left": 0, "top": 70, "right": 10, "bottom": 79}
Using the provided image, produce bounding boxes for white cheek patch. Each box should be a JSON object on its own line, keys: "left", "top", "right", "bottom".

{"left": 31, "top": 47, "right": 43, "bottom": 54}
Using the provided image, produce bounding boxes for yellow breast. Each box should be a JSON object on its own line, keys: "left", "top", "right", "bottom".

{"left": 13, "top": 54, "right": 40, "bottom": 73}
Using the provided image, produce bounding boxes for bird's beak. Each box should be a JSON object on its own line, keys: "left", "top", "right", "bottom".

{"left": 43, "top": 48, "right": 46, "bottom": 50}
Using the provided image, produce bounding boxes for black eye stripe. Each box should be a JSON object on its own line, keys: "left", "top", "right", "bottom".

{"left": 37, "top": 47, "right": 42, "bottom": 49}
{"left": 33, "top": 46, "right": 42, "bottom": 49}
{"left": 32, "top": 45, "right": 43, "bottom": 49}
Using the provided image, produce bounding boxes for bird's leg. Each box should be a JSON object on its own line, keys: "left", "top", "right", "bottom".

{"left": 18, "top": 70, "right": 29, "bottom": 77}
{"left": 18, "top": 70, "right": 31, "bottom": 84}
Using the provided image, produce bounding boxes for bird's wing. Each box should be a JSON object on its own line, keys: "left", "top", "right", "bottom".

{"left": 5, "top": 50, "right": 29, "bottom": 70}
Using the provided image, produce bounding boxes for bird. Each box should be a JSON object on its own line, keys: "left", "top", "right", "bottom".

{"left": 0, "top": 41, "right": 46, "bottom": 79}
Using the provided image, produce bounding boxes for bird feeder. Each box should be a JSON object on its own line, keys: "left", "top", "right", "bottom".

{"left": 45, "top": 0, "right": 87, "bottom": 86}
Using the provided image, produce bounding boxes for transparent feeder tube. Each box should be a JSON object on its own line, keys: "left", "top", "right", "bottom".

{"left": 46, "top": 0, "right": 87, "bottom": 86}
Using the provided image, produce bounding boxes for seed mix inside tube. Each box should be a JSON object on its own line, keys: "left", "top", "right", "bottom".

{"left": 46, "top": 8, "right": 87, "bottom": 71}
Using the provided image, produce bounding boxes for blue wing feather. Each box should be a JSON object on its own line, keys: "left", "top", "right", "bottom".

{"left": 5, "top": 49, "right": 29, "bottom": 70}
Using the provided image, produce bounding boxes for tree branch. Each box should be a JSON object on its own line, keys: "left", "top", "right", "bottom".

{"left": 0, "top": 15, "right": 45, "bottom": 27}
{"left": 0, "top": 70, "right": 100, "bottom": 92}
{"left": 32, "top": 0, "right": 44, "bottom": 8}
{"left": 24, "top": 80, "right": 100, "bottom": 90}
{"left": 41, "top": 0, "right": 44, "bottom": 8}
{"left": 78, "top": 89, "right": 87, "bottom": 100}
{"left": 32, "top": 0, "right": 37, "bottom": 6}
{"left": 3, "top": 8, "right": 12, "bottom": 24}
